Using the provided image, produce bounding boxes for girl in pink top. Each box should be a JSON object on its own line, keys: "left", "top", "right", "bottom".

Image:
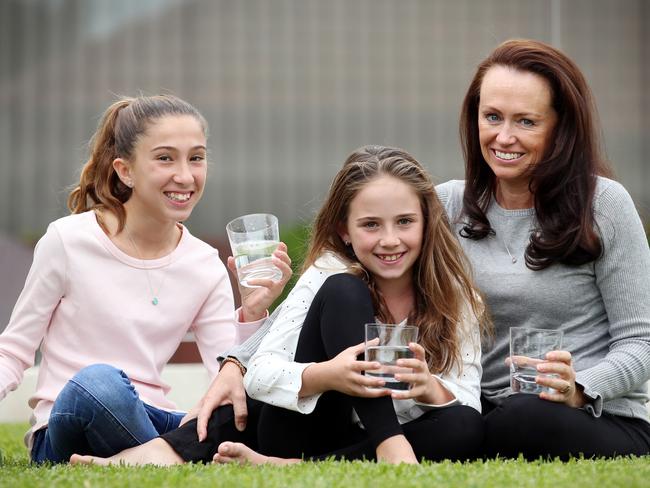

{"left": 0, "top": 95, "right": 291, "bottom": 463}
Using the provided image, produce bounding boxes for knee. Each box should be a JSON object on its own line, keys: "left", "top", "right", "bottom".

{"left": 448, "top": 406, "right": 485, "bottom": 457}
{"left": 64, "top": 363, "right": 134, "bottom": 404}
{"left": 70, "top": 364, "right": 124, "bottom": 388}
{"left": 485, "top": 394, "right": 567, "bottom": 442}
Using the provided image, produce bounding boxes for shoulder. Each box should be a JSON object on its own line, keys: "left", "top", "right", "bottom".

{"left": 312, "top": 252, "right": 349, "bottom": 272}
{"left": 291, "top": 252, "right": 348, "bottom": 293}
{"left": 42, "top": 211, "right": 96, "bottom": 249}
{"left": 592, "top": 177, "right": 645, "bottom": 248}
{"left": 175, "top": 226, "right": 228, "bottom": 280}
{"left": 178, "top": 226, "right": 221, "bottom": 259}
{"left": 593, "top": 176, "right": 635, "bottom": 212}
{"left": 435, "top": 180, "right": 465, "bottom": 203}
{"left": 435, "top": 180, "right": 465, "bottom": 221}
{"left": 49, "top": 211, "right": 95, "bottom": 234}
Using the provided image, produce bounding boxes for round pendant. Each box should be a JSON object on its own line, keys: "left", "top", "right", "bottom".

{"left": 152, "top": 297, "right": 159, "bottom": 305}
{"left": 511, "top": 257, "right": 517, "bottom": 264}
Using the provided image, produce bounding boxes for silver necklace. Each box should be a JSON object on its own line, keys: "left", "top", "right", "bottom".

{"left": 125, "top": 227, "right": 173, "bottom": 305}
{"left": 495, "top": 233, "right": 518, "bottom": 264}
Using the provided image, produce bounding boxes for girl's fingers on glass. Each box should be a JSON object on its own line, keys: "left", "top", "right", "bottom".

{"left": 361, "top": 376, "right": 385, "bottom": 388}
{"left": 356, "top": 360, "right": 381, "bottom": 371}
{"left": 272, "top": 256, "right": 292, "bottom": 271}
{"left": 243, "top": 278, "right": 276, "bottom": 288}
{"left": 363, "top": 388, "right": 391, "bottom": 398}
{"left": 390, "top": 388, "right": 418, "bottom": 400}
{"left": 393, "top": 372, "right": 420, "bottom": 385}
{"left": 395, "top": 358, "right": 425, "bottom": 370}
{"left": 272, "top": 250, "right": 291, "bottom": 264}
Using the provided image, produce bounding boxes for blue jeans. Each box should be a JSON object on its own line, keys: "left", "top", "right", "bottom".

{"left": 30, "top": 364, "right": 185, "bottom": 464}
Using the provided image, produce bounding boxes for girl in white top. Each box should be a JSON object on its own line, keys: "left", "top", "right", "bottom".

{"left": 216, "top": 145, "right": 489, "bottom": 464}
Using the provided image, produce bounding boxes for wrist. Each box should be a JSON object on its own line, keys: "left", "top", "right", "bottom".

{"left": 568, "top": 384, "right": 588, "bottom": 408}
{"left": 221, "top": 356, "right": 246, "bottom": 377}
{"left": 415, "top": 376, "right": 437, "bottom": 404}
{"left": 300, "top": 361, "right": 331, "bottom": 397}
{"left": 240, "top": 306, "right": 266, "bottom": 323}
{"left": 416, "top": 375, "right": 453, "bottom": 405}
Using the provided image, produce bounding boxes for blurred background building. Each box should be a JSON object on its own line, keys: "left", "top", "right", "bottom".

{"left": 0, "top": 0, "right": 648, "bottom": 326}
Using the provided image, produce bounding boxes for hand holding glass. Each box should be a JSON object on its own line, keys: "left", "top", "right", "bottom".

{"left": 364, "top": 324, "right": 419, "bottom": 391}
{"left": 226, "top": 213, "right": 282, "bottom": 288}
{"left": 509, "top": 327, "right": 564, "bottom": 395}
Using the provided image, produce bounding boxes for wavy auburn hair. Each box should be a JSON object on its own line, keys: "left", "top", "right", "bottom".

{"left": 459, "top": 39, "right": 613, "bottom": 269}
{"left": 67, "top": 94, "right": 207, "bottom": 233}
{"left": 304, "top": 145, "right": 488, "bottom": 375}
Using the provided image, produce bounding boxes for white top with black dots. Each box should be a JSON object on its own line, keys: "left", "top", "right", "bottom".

{"left": 243, "top": 252, "right": 483, "bottom": 421}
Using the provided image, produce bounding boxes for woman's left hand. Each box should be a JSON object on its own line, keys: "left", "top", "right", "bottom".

{"left": 390, "top": 343, "right": 454, "bottom": 405}
{"left": 228, "top": 242, "right": 293, "bottom": 322}
{"left": 535, "top": 350, "right": 588, "bottom": 408}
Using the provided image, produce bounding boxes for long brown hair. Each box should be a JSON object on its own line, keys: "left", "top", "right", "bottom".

{"left": 67, "top": 94, "right": 207, "bottom": 233}
{"left": 304, "top": 145, "right": 488, "bottom": 375}
{"left": 459, "top": 39, "right": 613, "bottom": 269}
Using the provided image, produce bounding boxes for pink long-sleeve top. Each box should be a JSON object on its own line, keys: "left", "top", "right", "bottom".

{"left": 0, "top": 211, "right": 260, "bottom": 447}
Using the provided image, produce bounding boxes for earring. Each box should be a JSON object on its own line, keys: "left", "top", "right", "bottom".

{"left": 125, "top": 180, "right": 133, "bottom": 188}
{"left": 344, "top": 240, "right": 350, "bottom": 246}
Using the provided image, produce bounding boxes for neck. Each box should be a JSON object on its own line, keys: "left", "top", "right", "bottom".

{"left": 100, "top": 207, "right": 181, "bottom": 259}
{"left": 495, "top": 180, "right": 534, "bottom": 209}
{"left": 376, "top": 277, "right": 415, "bottom": 323}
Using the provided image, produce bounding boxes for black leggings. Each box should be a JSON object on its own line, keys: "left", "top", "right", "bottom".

{"left": 482, "top": 394, "right": 650, "bottom": 460}
{"left": 255, "top": 273, "right": 483, "bottom": 461}
{"left": 163, "top": 273, "right": 483, "bottom": 462}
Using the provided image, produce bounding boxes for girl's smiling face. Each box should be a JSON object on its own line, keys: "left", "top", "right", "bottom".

{"left": 339, "top": 175, "right": 424, "bottom": 293}
{"left": 119, "top": 114, "right": 207, "bottom": 224}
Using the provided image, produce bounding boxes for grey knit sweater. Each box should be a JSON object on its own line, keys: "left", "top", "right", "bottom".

{"left": 436, "top": 178, "right": 650, "bottom": 422}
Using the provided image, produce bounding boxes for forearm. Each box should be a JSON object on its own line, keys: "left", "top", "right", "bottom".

{"left": 299, "top": 361, "right": 331, "bottom": 398}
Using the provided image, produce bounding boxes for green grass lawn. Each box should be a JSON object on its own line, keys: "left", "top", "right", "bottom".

{"left": 1, "top": 423, "right": 649, "bottom": 487}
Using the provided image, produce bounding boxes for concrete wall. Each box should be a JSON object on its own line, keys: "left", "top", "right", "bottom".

{"left": 1, "top": 0, "right": 648, "bottom": 244}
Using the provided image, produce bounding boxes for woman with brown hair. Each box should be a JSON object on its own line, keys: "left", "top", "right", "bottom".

{"left": 436, "top": 38, "right": 650, "bottom": 459}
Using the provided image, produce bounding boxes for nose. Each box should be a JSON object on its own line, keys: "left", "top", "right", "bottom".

{"left": 495, "top": 122, "right": 516, "bottom": 145}
{"left": 379, "top": 228, "right": 400, "bottom": 248}
{"left": 173, "top": 161, "right": 194, "bottom": 185}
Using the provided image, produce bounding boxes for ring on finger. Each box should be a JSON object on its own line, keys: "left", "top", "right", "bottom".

{"left": 559, "top": 383, "right": 571, "bottom": 394}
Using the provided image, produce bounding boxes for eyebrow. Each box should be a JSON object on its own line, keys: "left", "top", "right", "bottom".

{"left": 355, "top": 213, "right": 419, "bottom": 221}
{"left": 479, "top": 105, "right": 544, "bottom": 118}
{"left": 151, "top": 145, "right": 207, "bottom": 152}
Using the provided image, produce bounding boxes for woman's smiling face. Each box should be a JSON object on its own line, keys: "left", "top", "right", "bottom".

{"left": 478, "top": 65, "right": 558, "bottom": 191}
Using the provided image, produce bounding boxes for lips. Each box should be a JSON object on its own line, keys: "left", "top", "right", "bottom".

{"left": 493, "top": 149, "right": 524, "bottom": 161}
{"left": 164, "top": 191, "right": 192, "bottom": 203}
{"left": 375, "top": 252, "right": 406, "bottom": 263}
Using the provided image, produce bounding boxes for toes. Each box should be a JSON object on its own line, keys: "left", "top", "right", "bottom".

{"left": 70, "top": 454, "right": 92, "bottom": 465}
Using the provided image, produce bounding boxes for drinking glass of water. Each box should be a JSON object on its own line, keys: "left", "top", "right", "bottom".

{"left": 226, "top": 213, "right": 282, "bottom": 288}
{"left": 364, "top": 323, "right": 419, "bottom": 391}
{"left": 509, "top": 327, "right": 564, "bottom": 395}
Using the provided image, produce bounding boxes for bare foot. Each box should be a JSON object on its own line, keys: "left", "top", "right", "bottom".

{"left": 70, "top": 438, "right": 184, "bottom": 466}
{"left": 212, "top": 442, "right": 300, "bottom": 466}
{"left": 375, "top": 435, "right": 418, "bottom": 464}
